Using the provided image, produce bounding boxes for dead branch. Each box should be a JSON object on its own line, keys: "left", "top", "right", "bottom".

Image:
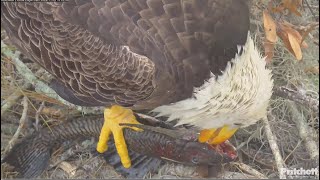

{"left": 287, "top": 102, "right": 319, "bottom": 160}
{"left": 273, "top": 86, "right": 319, "bottom": 113}
{"left": 231, "top": 162, "right": 268, "bottom": 179}
{"left": 3, "top": 96, "right": 29, "bottom": 155}
{"left": 263, "top": 113, "right": 287, "bottom": 179}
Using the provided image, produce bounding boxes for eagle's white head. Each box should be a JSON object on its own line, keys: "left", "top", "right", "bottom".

{"left": 152, "top": 33, "right": 274, "bottom": 130}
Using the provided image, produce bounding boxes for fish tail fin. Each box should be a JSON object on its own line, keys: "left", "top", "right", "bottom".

{"left": 2, "top": 134, "right": 52, "bottom": 178}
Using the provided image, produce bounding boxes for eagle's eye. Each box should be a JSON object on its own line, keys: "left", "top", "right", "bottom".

{"left": 192, "top": 156, "right": 199, "bottom": 164}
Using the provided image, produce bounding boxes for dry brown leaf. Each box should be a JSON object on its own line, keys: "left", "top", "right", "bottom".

{"left": 280, "top": 23, "right": 301, "bottom": 39}
{"left": 279, "top": 21, "right": 308, "bottom": 48}
{"left": 282, "top": 20, "right": 296, "bottom": 28}
{"left": 288, "top": 32, "right": 302, "bottom": 60}
{"left": 277, "top": 25, "right": 294, "bottom": 56}
{"left": 263, "top": 10, "right": 277, "bottom": 43}
{"left": 282, "top": 23, "right": 308, "bottom": 48}
{"left": 272, "top": 0, "right": 302, "bottom": 16}
{"left": 300, "top": 39, "right": 308, "bottom": 49}
{"left": 277, "top": 23, "right": 307, "bottom": 60}
{"left": 304, "top": 66, "right": 319, "bottom": 74}
{"left": 277, "top": 31, "right": 296, "bottom": 60}
{"left": 264, "top": 40, "right": 275, "bottom": 63}
{"left": 284, "top": 0, "right": 302, "bottom": 16}
{"left": 300, "top": 23, "right": 319, "bottom": 47}
{"left": 272, "top": 6, "right": 285, "bottom": 13}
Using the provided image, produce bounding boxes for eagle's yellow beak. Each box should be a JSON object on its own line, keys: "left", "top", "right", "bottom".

{"left": 198, "top": 125, "right": 238, "bottom": 144}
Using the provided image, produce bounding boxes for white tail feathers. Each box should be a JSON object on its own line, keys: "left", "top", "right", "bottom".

{"left": 152, "top": 33, "right": 273, "bottom": 129}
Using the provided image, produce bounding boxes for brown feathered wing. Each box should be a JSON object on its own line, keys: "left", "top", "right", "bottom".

{"left": 1, "top": 0, "right": 249, "bottom": 109}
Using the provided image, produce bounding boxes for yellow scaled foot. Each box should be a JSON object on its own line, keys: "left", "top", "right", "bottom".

{"left": 96, "top": 105, "right": 142, "bottom": 168}
{"left": 198, "top": 125, "right": 238, "bottom": 144}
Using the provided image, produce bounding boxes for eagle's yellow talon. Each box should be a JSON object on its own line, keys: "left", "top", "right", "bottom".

{"left": 96, "top": 123, "right": 111, "bottom": 153}
{"left": 199, "top": 125, "right": 238, "bottom": 145}
{"left": 97, "top": 105, "right": 142, "bottom": 168}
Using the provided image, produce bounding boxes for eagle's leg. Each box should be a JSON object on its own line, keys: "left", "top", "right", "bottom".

{"left": 96, "top": 105, "right": 142, "bottom": 168}
{"left": 198, "top": 125, "right": 238, "bottom": 144}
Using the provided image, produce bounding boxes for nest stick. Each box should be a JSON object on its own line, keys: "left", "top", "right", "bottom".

{"left": 287, "top": 102, "right": 319, "bottom": 160}
{"left": 263, "top": 113, "right": 287, "bottom": 179}
{"left": 273, "top": 86, "right": 318, "bottom": 113}
{"left": 3, "top": 96, "right": 29, "bottom": 156}
{"left": 231, "top": 162, "right": 268, "bottom": 179}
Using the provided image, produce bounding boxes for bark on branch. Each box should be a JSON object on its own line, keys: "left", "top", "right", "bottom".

{"left": 287, "top": 102, "right": 319, "bottom": 160}
{"left": 273, "top": 86, "right": 319, "bottom": 113}
{"left": 263, "top": 113, "right": 287, "bottom": 179}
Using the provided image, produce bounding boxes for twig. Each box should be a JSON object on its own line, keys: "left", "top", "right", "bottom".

{"left": 236, "top": 130, "right": 259, "bottom": 150}
{"left": 263, "top": 113, "right": 287, "bottom": 179}
{"left": 273, "top": 86, "right": 319, "bottom": 113}
{"left": 3, "top": 96, "right": 29, "bottom": 155}
{"left": 1, "top": 83, "right": 31, "bottom": 117}
{"left": 34, "top": 101, "right": 45, "bottom": 131}
{"left": 287, "top": 102, "right": 319, "bottom": 160}
{"left": 283, "top": 140, "right": 302, "bottom": 163}
{"left": 231, "top": 162, "right": 268, "bottom": 179}
{"left": 240, "top": 149, "right": 276, "bottom": 169}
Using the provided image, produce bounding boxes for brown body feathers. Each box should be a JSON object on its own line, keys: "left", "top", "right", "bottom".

{"left": 1, "top": 0, "right": 249, "bottom": 109}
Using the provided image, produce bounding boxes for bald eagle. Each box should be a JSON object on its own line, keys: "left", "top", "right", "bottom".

{"left": 1, "top": 0, "right": 273, "bottom": 168}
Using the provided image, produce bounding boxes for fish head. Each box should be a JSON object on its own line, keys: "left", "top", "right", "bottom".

{"left": 180, "top": 140, "right": 237, "bottom": 166}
